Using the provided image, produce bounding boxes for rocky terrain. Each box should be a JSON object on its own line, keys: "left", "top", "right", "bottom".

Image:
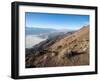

{"left": 25, "top": 25, "right": 89, "bottom": 68}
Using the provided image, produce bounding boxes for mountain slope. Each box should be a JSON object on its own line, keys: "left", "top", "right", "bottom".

{"left": 26, "top": 26, "right": 89, "bottom": 68}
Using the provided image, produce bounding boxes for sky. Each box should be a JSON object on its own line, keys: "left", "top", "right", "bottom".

{"left": 25, "top": 12, "right": 89, "bottom": 30}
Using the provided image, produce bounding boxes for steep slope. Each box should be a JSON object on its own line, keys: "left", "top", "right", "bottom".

{"left": 26, "top": 26, "right": 89, "bottom": 68}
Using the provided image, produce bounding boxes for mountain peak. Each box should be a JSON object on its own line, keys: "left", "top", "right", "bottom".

{"left": 80, "top": 25, "right": 89, "bottom": 30}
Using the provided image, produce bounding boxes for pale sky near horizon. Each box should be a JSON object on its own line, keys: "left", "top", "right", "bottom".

{"left": 25, "top": 12, "right": 89, "bottom": 30}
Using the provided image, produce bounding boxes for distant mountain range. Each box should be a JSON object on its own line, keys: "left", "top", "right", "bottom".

{"left": 25, "top": 27, "right": 73, "bottom": 39}
{"left": 25, "top": 25, "right": 89, "bottom": 68}
{"left": 25, "top": 27, "right": 57, "bottom": 35}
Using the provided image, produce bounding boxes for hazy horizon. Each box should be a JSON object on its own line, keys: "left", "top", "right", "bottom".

{"left": 25, "top": 12, "right": 89, "bottom": 48}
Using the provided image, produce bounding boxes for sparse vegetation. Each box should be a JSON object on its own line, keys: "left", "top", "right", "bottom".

{"left": 26, "top": 26, "right": 89, "bottom": 68}
{"left": 57, "top": 45, "right": 62, "bottom": 49}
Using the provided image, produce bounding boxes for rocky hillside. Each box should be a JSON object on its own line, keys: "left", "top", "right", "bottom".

{"left": 26, "top": 25, "right": 89, "bottom": 68}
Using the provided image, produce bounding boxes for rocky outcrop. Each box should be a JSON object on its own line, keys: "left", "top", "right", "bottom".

{"left": 26, "top": 26, "right": 89, "bottom": 68}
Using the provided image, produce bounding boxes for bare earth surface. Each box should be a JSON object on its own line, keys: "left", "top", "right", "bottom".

{"left": 25, "top": 26, "right": 89, "bottom": 68}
